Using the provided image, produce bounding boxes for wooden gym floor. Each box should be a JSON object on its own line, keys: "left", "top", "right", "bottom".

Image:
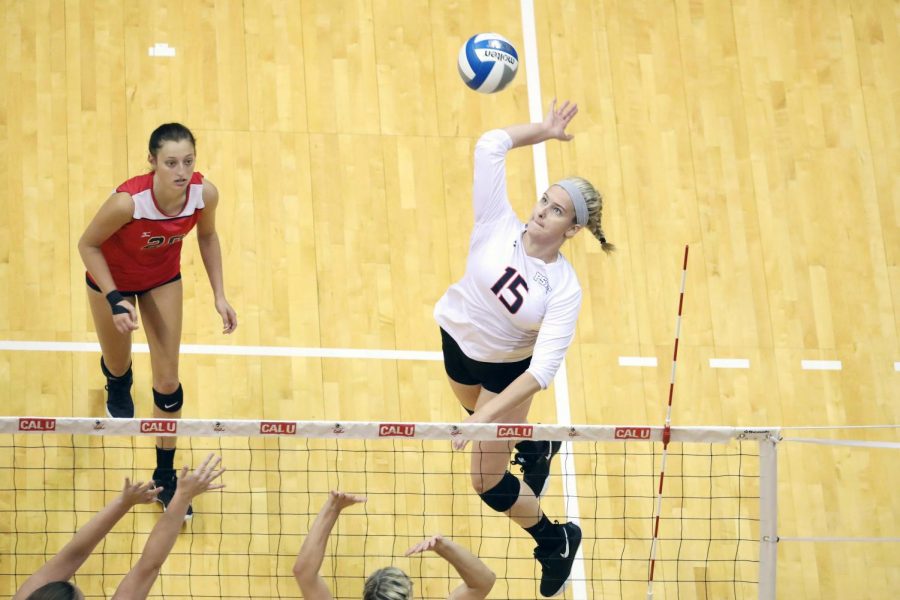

{"left": 0, "top": 0, "right": 897, "bottom": 597}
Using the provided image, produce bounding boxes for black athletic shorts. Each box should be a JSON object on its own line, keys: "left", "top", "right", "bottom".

{"left": 440, "top": 328, "right": 532, "bottom": 394}
{"left": 86, "top": 272, "right": 182, "bottom": 297}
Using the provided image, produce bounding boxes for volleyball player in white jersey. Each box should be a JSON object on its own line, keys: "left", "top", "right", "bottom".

{"left": 434, "top": 99, "right": 613, "bottom": 597}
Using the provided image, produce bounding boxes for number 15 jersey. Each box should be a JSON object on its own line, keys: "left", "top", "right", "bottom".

{"left": 434, "top": 130, "right": 582, "bottom": 390}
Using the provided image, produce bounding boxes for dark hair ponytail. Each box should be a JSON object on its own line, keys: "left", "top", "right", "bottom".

{"left": 148, "top": 123, "right": 196, "bottom": 157}
{"left": 26, "top": 581, "right": 80, "bottom": 600}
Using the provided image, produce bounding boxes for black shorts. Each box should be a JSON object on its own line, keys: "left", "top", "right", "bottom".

{"left": 86, "top": 272, "right": 182, "bottom": 297}
{"left": 440, "top": 328, "right": 532, "bottom": 394}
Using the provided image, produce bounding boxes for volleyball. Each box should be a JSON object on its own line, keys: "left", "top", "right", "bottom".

{"left": 457, "top": 33, "right": 519, "bottom": 94}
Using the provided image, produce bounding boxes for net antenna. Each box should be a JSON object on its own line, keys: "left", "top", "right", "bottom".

{"left": 646, "top": 245, "right": 689, "bottom": 599}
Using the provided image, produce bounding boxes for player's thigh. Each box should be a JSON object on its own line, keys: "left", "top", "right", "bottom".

{"left": 87, "top": 287, "right": 133, "bottom": 372}
{"left": 138, "top": 279, "right": 183, "bottom": 389}
{"left": 469, "top": 387, "right": 536, "bottom": 488}
{"left": 448, "top": 378, "right": 481, "bottom": 411}
{"left": 475, "top": 386, "right": 534, "bottom": 423}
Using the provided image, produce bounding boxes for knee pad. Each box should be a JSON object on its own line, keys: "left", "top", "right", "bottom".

{"left": 478, "top": 471, "right": 521, "bottom": 512}
{"left": 153, "top": 384, "right": 183, "bottom": 413}
{"left": 101, "top": 357, "right": 132, "bottom": 382}
{"left": 514, "top": 440, "right": 541, "bottom": 455}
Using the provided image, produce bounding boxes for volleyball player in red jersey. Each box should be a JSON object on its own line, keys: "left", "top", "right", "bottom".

{"left": 78, "top": 123, "right": 237, "bottom": 519}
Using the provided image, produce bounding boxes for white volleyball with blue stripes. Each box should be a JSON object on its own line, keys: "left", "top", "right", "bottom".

{"left": 457, "top": 33, "right": 519, "bottom": 94}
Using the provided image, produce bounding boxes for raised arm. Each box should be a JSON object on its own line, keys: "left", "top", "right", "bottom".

{"left": 13, "top": 479, "right": 160, "bottom": 600}
{"left": 405, "top": 535, "right": 496, "bottom": 600}
{"left": 293, "top": 491, "right": 367, "bottom": 600}
{"left": 111, "top": 454, "right": 225, "bottom": 600}
{"left": 503, "top": 99, "right": 578, "bottom": 149}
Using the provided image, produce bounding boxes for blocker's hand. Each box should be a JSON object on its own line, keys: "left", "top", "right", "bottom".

{"left": 405, "top": 534, "right": 445, "bottom": 556}
{"left": 174, "top": 453, "right": 226, "bottom": 500}
{"left": 120, "top": 478, "right": 163, "bottom": 506}
{"left": 325, "top": 490, "right": 368, "bottom": 512}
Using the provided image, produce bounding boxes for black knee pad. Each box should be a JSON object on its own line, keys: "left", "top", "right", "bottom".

{"left": 478, "top": 471, "right": 521, "bottom": 512}
{"left": 101, "top": 357, "right": 132, "bottom": 382}
{"left": 153, "top": 384, "right": 183, "bottom": 413}
{"left": 516, "top": 440, "right": 553, "bottom": 461}
{"left": 515, "top": 440, "right": 540, "bottom": 454}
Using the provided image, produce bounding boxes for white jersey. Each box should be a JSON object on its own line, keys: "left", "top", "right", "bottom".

{"left": 434, "top": 129, "right": 582, "bottom": 389}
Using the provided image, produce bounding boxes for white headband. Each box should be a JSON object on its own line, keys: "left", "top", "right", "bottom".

{"left": 553, "top": 178, "right": 588, "bottom": 226}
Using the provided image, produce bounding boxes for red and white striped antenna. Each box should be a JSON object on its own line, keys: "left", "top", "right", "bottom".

{"left": 646, "top": 245, "right": 689, "bottom": 598}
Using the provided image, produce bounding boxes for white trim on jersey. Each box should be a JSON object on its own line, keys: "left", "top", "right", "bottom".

{"left": 434, "top": 130, "right": 582, "bottom": 389}
{"left": 132, "top": 182, "right": 205, "bottom": 220}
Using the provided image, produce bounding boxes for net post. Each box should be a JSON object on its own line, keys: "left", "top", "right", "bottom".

{"left": 758, "top": 433, "right": 780, "bottom": 600}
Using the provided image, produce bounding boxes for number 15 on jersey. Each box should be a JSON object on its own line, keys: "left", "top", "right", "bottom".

{"left": 491, "top": 267, "right": 529, "bottom": 314}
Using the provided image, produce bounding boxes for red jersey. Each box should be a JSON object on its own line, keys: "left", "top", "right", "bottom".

{"left": 88, "top": 171, "right": 205, "bottom": 291}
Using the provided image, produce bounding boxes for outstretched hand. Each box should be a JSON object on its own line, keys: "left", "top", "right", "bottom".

{"left": 121, "top": 478, "right": 162, "bottom": 506}
{"left": 543, "top": 99, "right": 579, "bottom": 141}
{"left": 404, "top": 534, "right": 444, "bottom": 556}
{"left": 326, "top": 490, "right": 367, "bottom": 512}
{"left": 175, "top": 453, "right": 226, "bottom": 500}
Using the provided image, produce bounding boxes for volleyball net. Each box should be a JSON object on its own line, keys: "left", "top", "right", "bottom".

{"left": 0, "top": 417, "right": 778, "bottom": 599}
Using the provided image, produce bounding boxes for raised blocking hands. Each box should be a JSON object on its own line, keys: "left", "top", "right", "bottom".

{"left": 120, "top": 478, "right": 163, "bottom": 507}
{"left": 172, "top": 453, "right": 227, "bottom": 502}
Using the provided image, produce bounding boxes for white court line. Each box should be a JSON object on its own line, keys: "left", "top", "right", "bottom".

{"left": 618, "top": 356, "right": 658, "bottom": 367}
{"left": 148, "top": 42, "right": 176, "bottom": 57}
{"left": 801, "top": 360, "right": 842, "bottom": 371}
{"left": 521, "top": 0, "right": 548, "bottom": 193}
{"left": 895, "top": 362, "right": 899, "bottom": 372}
{"left": 4, "top": 341, "right": 893, "bottom": 376}
{"left": 709, "top": 358, "right": 750, "bottom": 369}
{"left": 0, "top": 340, "right": 441, "bottom": 361}
{"left": 519, "top": 1, "right": 586, "bottom": 597}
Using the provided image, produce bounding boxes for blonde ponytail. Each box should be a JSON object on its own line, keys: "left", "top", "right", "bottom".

{"left": 565, "top": 176, "right": 614, "bottom": 253}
